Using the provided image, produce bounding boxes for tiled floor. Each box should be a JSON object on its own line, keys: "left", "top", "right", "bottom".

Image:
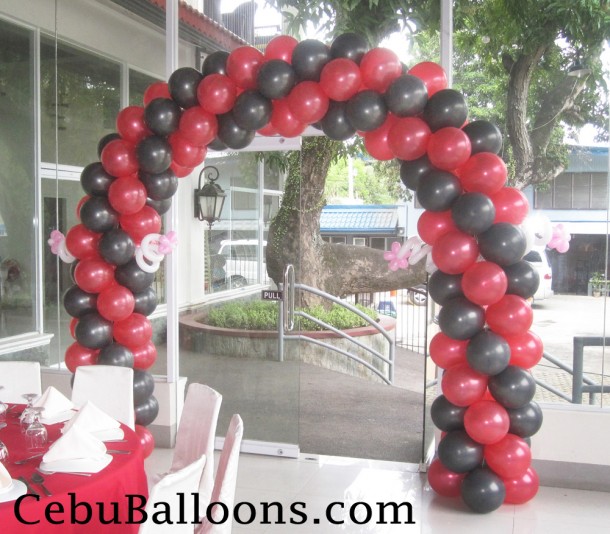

{"left": 145, "top": 448, "right": 610, "bottom": 533}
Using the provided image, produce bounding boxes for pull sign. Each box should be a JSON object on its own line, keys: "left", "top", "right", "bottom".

{"left": 261, "top": 290, "right": 283, "bottom": 301}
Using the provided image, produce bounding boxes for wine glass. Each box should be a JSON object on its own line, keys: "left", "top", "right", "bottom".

{"left": 25, "top": 407, "right": 47, "bottom": 451}
{"left": 20, "top": 392, "right": 39, "bottom": 434}
{"left": 0, "top": 439, "right": 7, "bottom": 463}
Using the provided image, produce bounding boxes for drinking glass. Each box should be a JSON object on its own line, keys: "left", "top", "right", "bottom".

{"left": 0, "top": 440, "right": 7, "bottom": 463}
{"left": 20, "top": 392, "right": 39, "bottom": 434}
{"left": 0, "top": 387, "right": 7, "bottom": 425}
{"left": 25, "top": 407, "right": 47, "bottom": 451}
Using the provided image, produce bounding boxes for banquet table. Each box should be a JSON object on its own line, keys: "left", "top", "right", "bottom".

{"left": 0, "top": 405, "right": 148, "bottom": 533}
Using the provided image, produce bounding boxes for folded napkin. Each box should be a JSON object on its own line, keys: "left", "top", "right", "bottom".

{"left": 0, "top": 462, "right": 12, "bottom": 493}
{"left": 40, "top": 426, "right": 111, "bottom": 474}
{"left": 33, "top": 386, "right": 77, "bottom": 424}
{"left": 62, "top": 401, "right": 124, "bottom": 441}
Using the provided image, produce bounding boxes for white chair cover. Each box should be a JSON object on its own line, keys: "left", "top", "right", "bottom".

{"left": 71, "top": 365, "right": 135, "bottom": 429}
{"left": 139, "top": 454, "right": 207, "bottom": 534}
{"left": 170, "top": 383, "right": 222, "bottom": 505}
{"left": 0, "top": 361, "right": 41, "bottom": 403}
{"left": 196, "top": 414, "right": 244, "bottom": 534}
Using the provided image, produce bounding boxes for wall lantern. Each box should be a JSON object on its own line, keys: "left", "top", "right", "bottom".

{"left": 194, "top": 165, "right": 226, "bottom": 228}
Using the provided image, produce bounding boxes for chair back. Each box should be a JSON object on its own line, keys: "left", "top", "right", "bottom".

{"left": 0, "top": 361, "right": 41, "bottom": 403}
{"left": 71, "top": 365, "right": 135, "bottom": 429}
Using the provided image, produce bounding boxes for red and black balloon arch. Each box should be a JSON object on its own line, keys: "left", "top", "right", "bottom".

{"left": 57, "top": 33, "right": 542, "bottom": 512}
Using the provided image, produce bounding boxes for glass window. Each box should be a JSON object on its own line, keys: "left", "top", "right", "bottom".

{"left": 554, "top": 173, "right": 572, "bottom": 208}
{"left": 591, "top": 173, "right": 607, "bottom": 209}
{"left": 572, "top": 173, "right": 590, "bottom": 209}
{"left": 129, "top": 69, "right": 159, "bottom": 106}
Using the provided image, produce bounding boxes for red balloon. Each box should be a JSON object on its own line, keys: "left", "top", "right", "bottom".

{"left": 135, "top": 424, "right": 155, "bottom": 458}
{"left": 116, "top": 106, "right": 151, "bottom": 144}
{"left": 459, "top": 152, "right": 507, "bottom": 195}
{"left": 108, "top": 176, "right": 147, "bottom": 215}
{"left": 113, "top": 313, "right": 153, "bottom": 349}
{"left": 364, "top": 116, "right": 396, "bottom": 161}
{"left": 119, "top": 205, "right": 162, "bottom": 243}
{"left": 464, "top": 400, "right": 510, "bottom": 445}
{"left": 178, "top": 106, "right": 218, "bottom": 147}
{"left": 491, "top": 187, "right": 529, "bottom": 224}
{"left": 359, "top": 47, "right": 402, "bottom": 92}
{"left": 197, "top": 74, "right": 237, "bottom": 115}
{"left": 226, "top": 46, "right": 264, "bottom": 90}
{"left": 486, "top": 295, "right": 533, "bottom": 337}
{"left": 429, "top": 332, "right": 468, "bottom": 369}
{"left": 270, "top": 99, "right": 307, "bottom": 138}
{"left": 427, "top": 458, "right": 466, "bottom": 497}
{"left": 286, "top": 81, "right": 330, "bottom": 124}
{"left": 408, "top": 62, "right": 448, "bottom": 96}
{"left": 65, "top": 224, "right": 101, "bottom": 260}
{"left": 264, "top": 35, "right": 298, "bottom": 62}
{"left": 319, "top": 58, "right": 361, "bottom": 101}
{"left": 461, "top": 261, "right": 508, "bottom": 306}
{"left": 388, "top": 117, "right": 431, "bottom": 161}
{"left": 170, "top": 161, "right": 193, "bottom": 178}
{"left": 503, "top": 466, "right": 539, "bottom": 504}
{"left": 431, "top": 230, "right": 479, "bottom": 274}
{"left": 73, "top": 258, "right": 115, "bottom": 294}
{"left": 417, "top": 210, "right": 456, "bottom": 245}
{"left": 76, "top": 195, "right": 90, "bottom": 218}
{"left": 169, "top": 132, "right": 207, "bottom": 168}
{"left": 427, "top": 127, "right": 472, "bottom": 171}
{"left": 505, "top": 330, "right": 544, "bottom": 369}
{"left": 257, "top": 122, "right": 278, "bottom": 137}
{"left": 65, "top": 342, "right": 98, "bottom": 373}
{"left": 484, "top": 433, "right": 532, "bottom": 479}
{"left": 143, "top": 82, "right": 171, "bottom": 106}
{"left": 441, "top": 363, "right": 489, "bottom": 407}
{"left": 132, "top": 341, "right": 158, "bottom": 370}
{"left": 69, "top": 317, "right": 78, "bottom": 339}
{"left": 101, "top": 139, "right": 139, "bottom": 178}
{"left": 98, "top": 284, "right": 135, "bottom": 322}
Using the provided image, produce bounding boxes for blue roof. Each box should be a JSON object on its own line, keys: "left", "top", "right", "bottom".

{"left": 320, "top": 205, "right": 399, "bottom": 234}
{"left": 567, "top": 146, "right": 608, "bottom": 173}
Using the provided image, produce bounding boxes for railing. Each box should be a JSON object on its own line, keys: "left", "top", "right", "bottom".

{"left": 280, "top": 265, "right": 396, "bottom": 385}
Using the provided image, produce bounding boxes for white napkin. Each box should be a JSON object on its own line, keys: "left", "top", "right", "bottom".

{"left": 40, "top": 426, "right": 111, "bottom": 474}
{"left": 33, "top": 386, "right": 77, "bottom": 424}
{"left": 62, "top": 401, "right": 124, "bottom": 441}
{"left": 0, "top": 462, "right": 12, "bottom": 493}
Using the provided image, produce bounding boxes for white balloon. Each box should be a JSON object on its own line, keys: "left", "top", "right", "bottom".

{"left": 140, "top": 233, "right": 165, "bottom": 263}
{"left": 135, "top": 247, "right": 161, "bottom": 273}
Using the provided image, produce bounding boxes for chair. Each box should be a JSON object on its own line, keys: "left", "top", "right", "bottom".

{"left": 167, "top": 384, "right": 222, "bottom": 506}
{"left": 0, "top": 361, "right": 41, "bottom": 403}
{"left": 71, "top": 365, "right": 135, "bottom": 429}
{"left": 196, "top": 414, "right": 244, "bottom": 534}
{"left": 139, "top": 454, "right": 207, "bottom": 534}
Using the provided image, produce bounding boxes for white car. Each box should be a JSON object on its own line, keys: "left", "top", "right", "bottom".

{"left": 217, "top": 239, "right": 268, "bottom": 285}
{"left": 523, "top": 247, "right": 553, "bottom": 301}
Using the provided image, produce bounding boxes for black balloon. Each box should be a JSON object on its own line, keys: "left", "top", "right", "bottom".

{"left": 489, "top": 365, "right": 536, "bottom": 409}
{"left": 207, "top": 137, "right": 227, "bottom": 151}
{"left": 139, "top": 169, "right": 179, "bottom": 201}
{"left": 478, "top": 223, "right": 527, "bottom": 266}
{"left": 98, "top": 228, "right": 135, "bottom": 266}
{"left": 428, "top": 270, "right": 463, "bottom": 305}
{"left": 423, "top": 89, "right": 469, "bottom": 132}
{"left": 133, "top": 370, "right": 155, "bottom": 404}
{"left": 63, "top": 285, "right": 98, "bottom": 318}
{"left": 134, "top": 395, "right": 159, "bottom": 426}
{"left": 217, "top": 113, "right": 255, "bottom": 149}
{"left": 466, "top": 329, "right": 511, "bottom": 376}
{"left": 115, "top": 259, "right": 156, "bottom": 293}
{"left": 97, "top": 133, "right": 121, "bottom": 159}
{"left": 330, "top": 32, "right": 368, "bottom": 64}
{"left": 202, "top": 50, "right": 229, "bottom": 76}
{"left": 462, "top": 120, "right": 503, "bottom": 154}
{"left": 504, "top": 260, "right": 540, "bottom": 299}
{"left": 80, "top": 196, "right": 119, "bottom": 233}
{"left": 437, "top": 430, "right": 484, "bottom": 473}
{"left": 507, "top": 400, "right": 543, "bottom": 437}
{"left": 133, "top": 287, "right": 158, "bottom": 316}
{"left": 438, "top": 297, "right": 485, "bottom": 340}
{"left": 256, "top": 59, "right": 296, "bottom": 100}
{"left": 136, "top": 136, "right": 172, "bottom": 174}
{"left": 416, "top": 170, "right": 462, "bottom": 212}
{"left": 291, "top": 39, "right": 331, "bottom": 81}
{"left": 80, "top": 162, "right": 115, "bottom": 197}
{"left": 74, "top": 312, "right": 113, "bottom": 349}
{"left": 168, "top": 67, "right": 202, "bottom": 109}
{"left": 320, "top": 101, "right": 356, "bottom": 141}
{"left": 146, "top": 198, "right": 172, "bottom": 215}
{"left": 461, "top": 467, "right": 506, "bottom": 514}
{"left": 97, "top": 342, "right": 134, "bottom": 368}
{"left": 232, "top": 90, "right": 272, "bottom": 131}
{"left": 430, "top": 395, "right": 466, "bottom": 432}
{"left": 384, "top": 74, "right": 428, "bottom": 117}
{"left": 345, "top": 90, "right": 387, "bottom": 132}
{"left": 399, "top": 156, "right": 434, "bottom": 191}
{"left": 144, "top": 98, "right": 181, "bottom": 136}
{"left": 451, "top": 192, "right": 495, "bottom": 235}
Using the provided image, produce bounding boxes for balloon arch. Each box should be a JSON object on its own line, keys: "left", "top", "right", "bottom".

{"left": 50, "top": 33, "right": 543, "bottom": 512}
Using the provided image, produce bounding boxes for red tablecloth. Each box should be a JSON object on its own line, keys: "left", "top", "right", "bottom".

{"left": 0, "top": 405, "right": 148, "bottom": 533}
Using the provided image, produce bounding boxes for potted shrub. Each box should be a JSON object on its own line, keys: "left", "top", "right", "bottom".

{"left": 590, "top": 271, "right": 605, "bottom": 297}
